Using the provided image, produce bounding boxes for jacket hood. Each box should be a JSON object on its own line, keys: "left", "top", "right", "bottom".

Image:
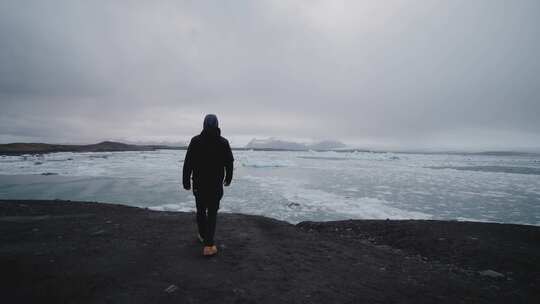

{"left": 203, "top": 114, "right": 219, "bottom": 129}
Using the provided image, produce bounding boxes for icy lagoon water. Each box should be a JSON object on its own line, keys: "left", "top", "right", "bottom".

{"left": 1, "top": 150, "right": 539, "bottom": 225}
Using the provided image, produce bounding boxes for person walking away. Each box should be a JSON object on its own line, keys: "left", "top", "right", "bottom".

{"left": 182, "top": 114, "right": 234, "bottom": 256}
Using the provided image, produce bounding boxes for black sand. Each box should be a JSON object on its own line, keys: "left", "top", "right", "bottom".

{"left": 1, "top": 200, "right": 539, "bottom": 303}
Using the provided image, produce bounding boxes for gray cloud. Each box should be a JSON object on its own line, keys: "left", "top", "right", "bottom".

{"left": 1, "top": 0, "right": 539, "bottom": 150}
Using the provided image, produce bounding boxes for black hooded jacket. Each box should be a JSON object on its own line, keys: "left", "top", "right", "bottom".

{"left": 182, "top": 127, "right": 234, "bottom": 192}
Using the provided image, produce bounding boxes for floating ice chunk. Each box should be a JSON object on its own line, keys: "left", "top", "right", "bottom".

{"left": 478, "top": 270, "right": 504, "bottom": 278}
{"left": 148, "top": 203, "right": 194, "bottom": 212}
{"left": 456, "top": 217, "right": 493, "bottom": 223}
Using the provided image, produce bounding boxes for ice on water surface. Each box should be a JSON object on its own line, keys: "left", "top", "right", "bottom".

{"left": 0, "top": 150, "right": 539, "bottom": 225}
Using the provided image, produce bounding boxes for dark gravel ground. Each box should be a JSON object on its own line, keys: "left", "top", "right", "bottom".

{"left": 1, "top": 200, "right": 539, "bottom": 303}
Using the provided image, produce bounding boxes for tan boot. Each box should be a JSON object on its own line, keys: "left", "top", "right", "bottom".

{"left": 203, "top": 245, "right": 218, "bottom": 257}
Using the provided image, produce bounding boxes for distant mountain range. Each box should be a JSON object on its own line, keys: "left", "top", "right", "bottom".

{"left": 121, "top": 140, "right": 187, "bottom": 147}
{"left": 2, "top": 140, "right": 537, "bottom": 156}
{"left": 245, "top": 138, "right": 346, "bottom": 151}
{"left": 0, "top": 139, "right": 350, "bottom": 155}
{"left": 0, "top": 141, "right": 181, "bottom": 155}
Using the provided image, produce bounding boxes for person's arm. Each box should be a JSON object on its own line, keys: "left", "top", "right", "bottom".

{"left": 224, "top": 140, "right": 234, "bottom": 186}
{"left": 182, "top": 139, "right": 194, "bottom": 190}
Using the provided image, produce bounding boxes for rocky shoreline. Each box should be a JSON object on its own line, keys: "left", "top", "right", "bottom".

{"left": 1, "top": 200, "right": 539, "bottom": 303}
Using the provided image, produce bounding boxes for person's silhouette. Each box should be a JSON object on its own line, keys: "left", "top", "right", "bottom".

{"left": 182, "top": 114, "right": 234, "bottom": 256}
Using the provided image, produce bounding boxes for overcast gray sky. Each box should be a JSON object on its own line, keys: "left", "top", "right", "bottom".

{"left": 1, "top": 0, "right": 539, "bottom": 150}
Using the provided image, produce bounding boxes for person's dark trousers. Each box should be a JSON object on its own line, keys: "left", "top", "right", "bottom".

{"left": 194, "top": 189, "right": 222, "bottom": 246}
